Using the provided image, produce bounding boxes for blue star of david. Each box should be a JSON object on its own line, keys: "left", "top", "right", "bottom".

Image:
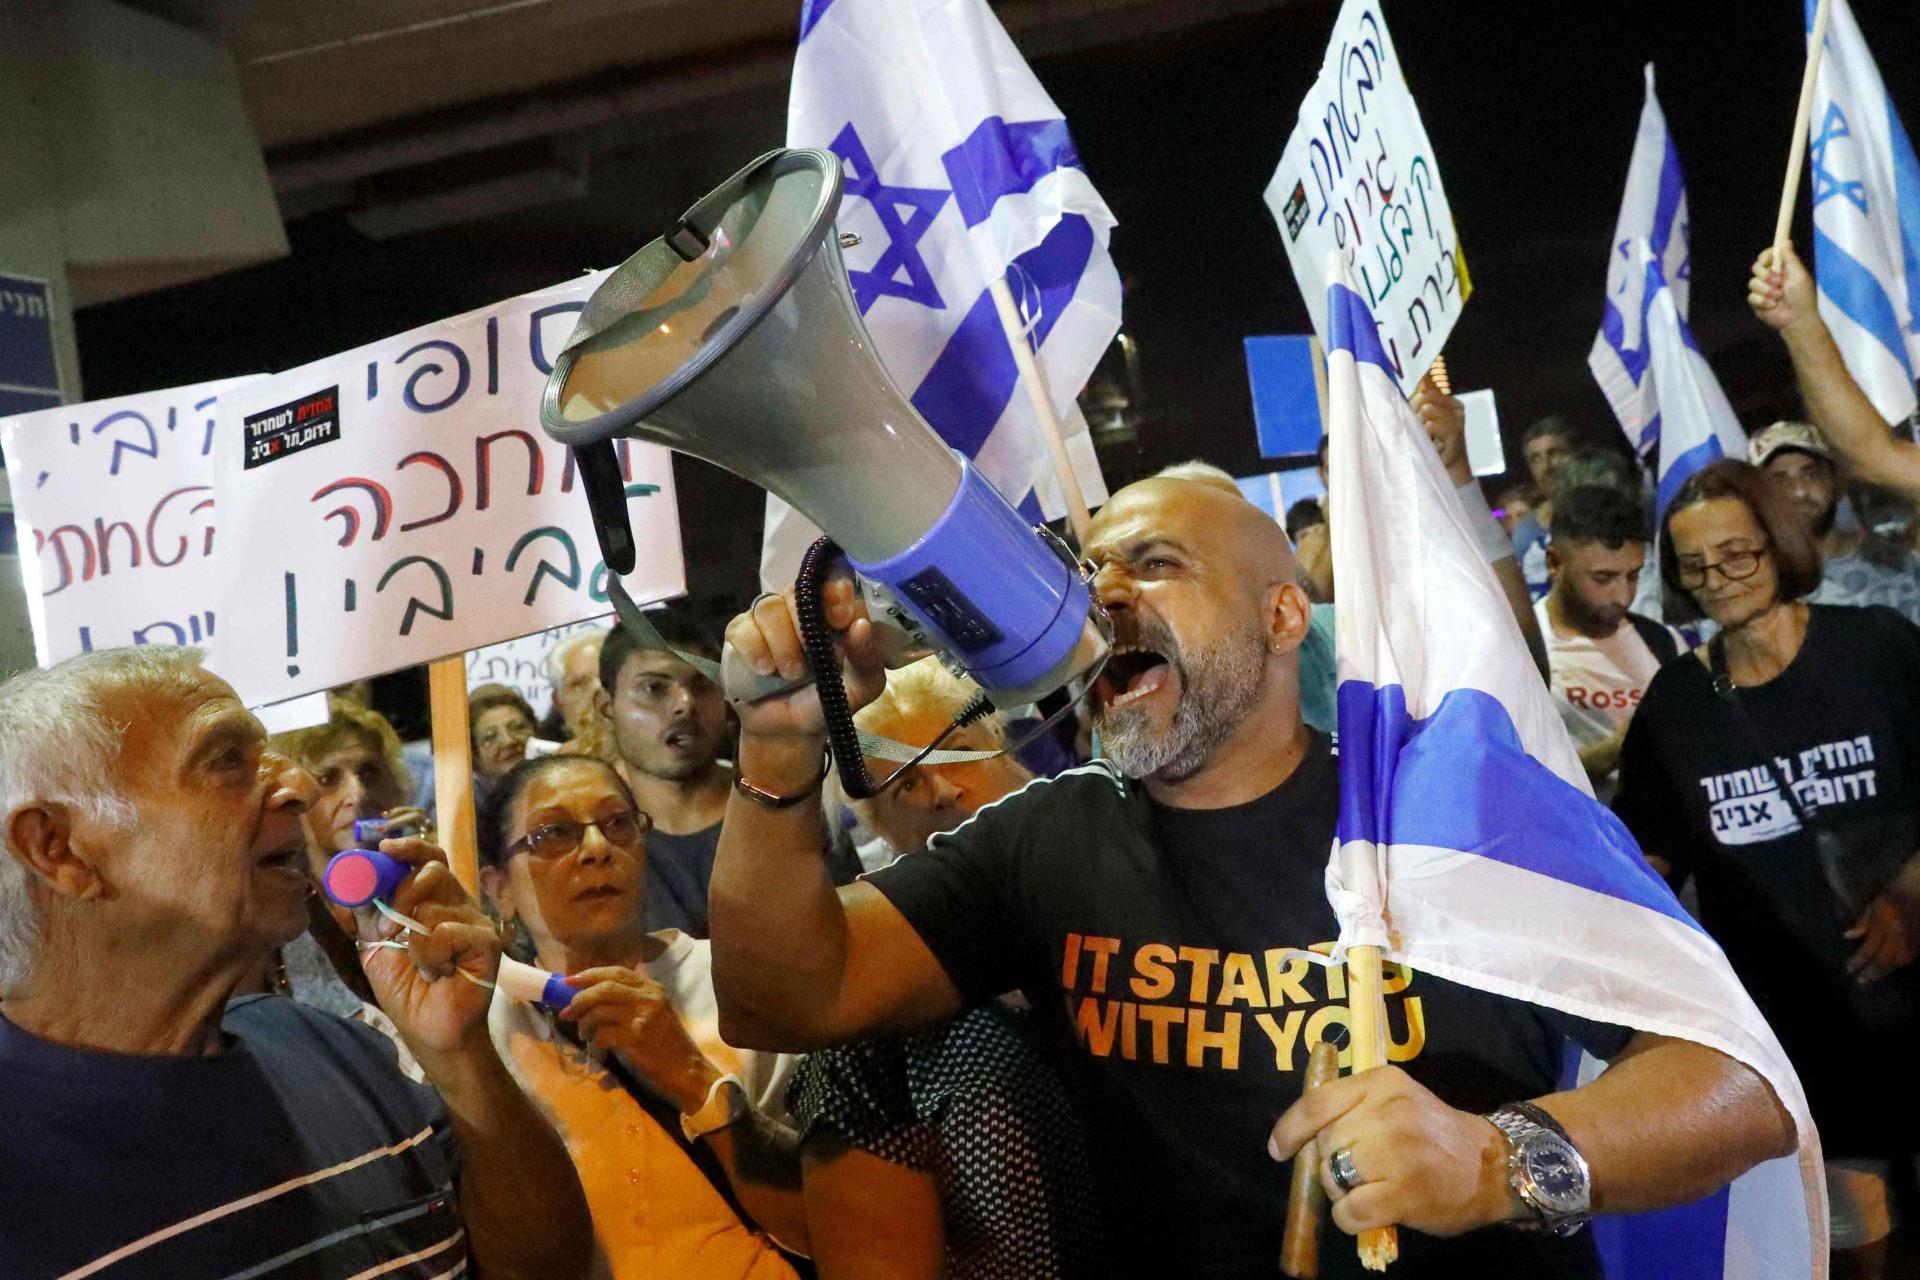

{"left": 829, "top": 124, "right": 952, "bottom": 314}
{"left": 1810, "top": 104, "right": 1868, "bottom": 214}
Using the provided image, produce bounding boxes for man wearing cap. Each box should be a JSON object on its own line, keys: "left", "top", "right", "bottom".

{"left": 1751, "top": 420, "right": 1920, "bottom": 626}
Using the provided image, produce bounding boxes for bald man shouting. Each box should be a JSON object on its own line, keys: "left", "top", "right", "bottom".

{"left": 708, "top": 476, "right": 1793, "bottom": 1278}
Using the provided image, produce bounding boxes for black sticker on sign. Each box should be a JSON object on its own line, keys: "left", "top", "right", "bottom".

{"left": 244, "top": 386, "right": 340, "bottom": 470}
{"left": 1282, "top": 180, "right": 1310, "bottom": 241}
{"left": 896, "top": 567, "right": 1004, "bottom": 656}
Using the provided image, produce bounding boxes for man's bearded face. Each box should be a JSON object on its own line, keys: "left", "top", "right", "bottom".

{"left": 1093, "top": 605, "right": 1269, "bottom": 782}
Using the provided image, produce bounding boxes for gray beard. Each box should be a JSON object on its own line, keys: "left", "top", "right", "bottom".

{"left": 1097, "top": 619, "right": 1268, "bottom": 781}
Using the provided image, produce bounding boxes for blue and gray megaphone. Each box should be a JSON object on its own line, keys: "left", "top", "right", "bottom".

{"left": 536, "top": 148, "right": 1109, "bottom": 717}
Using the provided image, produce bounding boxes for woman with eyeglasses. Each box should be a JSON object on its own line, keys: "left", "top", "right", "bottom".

{"left": 477, "top": 754, "right": 808, "bottom": 1279}
{"left": 1614, "top": 458, "right": 1920, "bottom": 1275}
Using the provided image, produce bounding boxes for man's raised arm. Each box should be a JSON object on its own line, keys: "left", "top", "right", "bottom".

{"left": 1750, "top": 240, "right": 1920, "bottom": 500}
{"left": 707, "top": 583, "right": 963, "bottom": 1052}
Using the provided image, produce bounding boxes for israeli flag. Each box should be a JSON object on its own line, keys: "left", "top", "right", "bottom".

{"left": 1323, "top": 254, "right": 1826, "bottom": 1279}
{"left": 1590, "top": 65, "right": 1691, "bottom": 458}
{"left": 1805, "top": 0, "right": 1920, "bottom": 427}
{"left": 1641, "top": 244, "right": 1748, "bottom": 522}
{"left": 764, "top": 0, "right": 1120, "bottom": 587}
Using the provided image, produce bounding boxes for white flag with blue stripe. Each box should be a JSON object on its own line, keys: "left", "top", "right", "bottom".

{"left": 764, "top": 0, "right": 1119, "bottom": 588}
{"left": 1590, "top": 65, "right": 1691, "bottom": 458}
{"left": 1323, "top": 255, "right": 1825, "bottom": 1279}
{"left": 1642, "top": 243, "right": 1749, "bottom": 523}
{"left": 1805, "top": 0, "right": 1920, "bottom": 427}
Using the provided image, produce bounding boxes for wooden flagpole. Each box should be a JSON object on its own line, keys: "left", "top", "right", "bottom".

{"left": 1347, "top": 945, "right": 1400, "bottom": 1270}
{"left": 428, "top": 655, "right": 481, "bottom": 893}
{"left": 1773, "top": 0, "right": 1836, "bottom": 257}
{"left": 987, "top": 274, "right": 1094, "bottom": 547}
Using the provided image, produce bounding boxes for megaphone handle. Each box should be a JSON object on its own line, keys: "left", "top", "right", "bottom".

{"left": 575, "top": 443, "right": 636, "bottom": 575}
{"left": 720, "top": 642, "right": 816, "bottom": 705}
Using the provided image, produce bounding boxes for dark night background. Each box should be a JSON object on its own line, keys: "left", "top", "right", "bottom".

{"left": 72, "top": 0, "right": 1920, "bottom": 600}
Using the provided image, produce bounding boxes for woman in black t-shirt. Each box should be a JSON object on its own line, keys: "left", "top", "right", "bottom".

{"left": 1614, "top": 459, "right": 1920, "bottom": 1268}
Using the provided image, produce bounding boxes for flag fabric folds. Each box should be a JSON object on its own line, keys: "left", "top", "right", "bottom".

{"left": 1806, "top": 0, "right": 1920, "bottom": 427}
{"left": 1641, "top": 245, "right": 1749, "bottom": 523}
{"left": 1590, "top": 65, "right": 1691, "bottom": 458}
{"left": 764, "top": 0, "right": 1119, "bottom": 588}
{"left": 1322, "top": 255, "right": 1826, "bottom": 1278}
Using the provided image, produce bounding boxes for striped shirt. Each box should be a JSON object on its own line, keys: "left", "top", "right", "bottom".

{"left": 0, "top": 995, "right": 465, "bottom": 1279}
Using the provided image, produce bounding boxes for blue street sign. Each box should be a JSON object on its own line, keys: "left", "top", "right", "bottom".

{"left": 0, "top": 273, "right": 63, "bottom": 437}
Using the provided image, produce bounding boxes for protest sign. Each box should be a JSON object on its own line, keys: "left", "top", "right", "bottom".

{"left": 1243, "top": 335, "right": 1327, "bottom": 459}
{"left": 1459, "top": 388, "right": 1503, "bottom": 476}
{"left": 465, "top": 618, "right": 606, "bottom": 723}
{"left": 208, "top": 273, "right": 684, "bottom": 709}
{"left": 1, "top": 375, "right": 263, "bottom": 662}
{"left": 1264, "top": 0, "right": 1470, "bottom": 395}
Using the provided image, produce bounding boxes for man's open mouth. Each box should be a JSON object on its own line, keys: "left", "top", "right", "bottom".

{"left": 255, "top": 844, "right": 306, "bottom": 873}
{"left": 1095, "top": 645, "right": 1173, "bottom": 711}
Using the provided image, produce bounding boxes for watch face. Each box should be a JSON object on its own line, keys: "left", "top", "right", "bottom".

{"left": 1521, "top": 1134, "right": 1591, "bottom": 1215}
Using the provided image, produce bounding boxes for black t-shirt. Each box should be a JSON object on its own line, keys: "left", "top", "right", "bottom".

{"left": 1614, "top": 604, "right": 1920, "bottom": 1155}
{"left": 0, "top": 995, "right": 462, "bottom": 1278}
{"left": 866, "top": 735, "right": 1631, "bottom": 1279}
{"left": 644, "top": 822, "right": 722, "bottom": 937}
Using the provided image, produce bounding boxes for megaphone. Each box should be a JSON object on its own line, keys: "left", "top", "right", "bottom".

{"left": 537, "top": 148, "right": 1107, "bottom": 711}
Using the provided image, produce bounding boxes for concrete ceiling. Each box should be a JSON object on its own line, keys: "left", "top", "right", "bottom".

{"left": 132, "top": 0, "right": 1303, "bottom": 229}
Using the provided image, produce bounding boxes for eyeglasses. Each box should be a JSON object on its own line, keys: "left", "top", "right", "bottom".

{"left": 1675, "top": 541, "right": 1770, "bottom": 590}
{"left": 507, "top": 810, "right": 651, "bottom": 859}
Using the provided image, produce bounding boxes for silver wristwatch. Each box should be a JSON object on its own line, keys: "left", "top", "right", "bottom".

{"left": 1483, "top": 1102, "right": 1591, "bottom": 1237}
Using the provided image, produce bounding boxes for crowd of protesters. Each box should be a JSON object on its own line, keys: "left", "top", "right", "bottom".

{"left": 1, "top": 238, "right": 1916, "bottom": 1280}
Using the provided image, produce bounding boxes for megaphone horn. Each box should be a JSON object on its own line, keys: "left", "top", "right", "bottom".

{"left": 538, "top": 147, "right": 1107, "bottom": 712}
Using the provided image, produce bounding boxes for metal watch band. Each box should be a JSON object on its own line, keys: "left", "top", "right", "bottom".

{"left": 1485, "top": 1103, "right": 1591, "bottom": 1238}
{"left": 1506, "top": 1099, "right": 1574, "bottom": 1143}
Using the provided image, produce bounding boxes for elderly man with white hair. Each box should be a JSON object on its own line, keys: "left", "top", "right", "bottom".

{"left": 544, "top": 626, "right": 616, "bottom": 757}
{"left": 0, "top": 647, "right": 593, "bottom": 1280}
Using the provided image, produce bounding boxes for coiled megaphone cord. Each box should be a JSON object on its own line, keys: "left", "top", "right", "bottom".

{"left": 793, "top": 536, "right": 993, "bottom": 800}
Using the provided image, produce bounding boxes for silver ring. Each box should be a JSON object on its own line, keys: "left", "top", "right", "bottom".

{"left": 750, "top": 591, "right": 782, "bottom": 611}
{"left": 1328, "top": 1145, "right": 1363, "bottom": 1194}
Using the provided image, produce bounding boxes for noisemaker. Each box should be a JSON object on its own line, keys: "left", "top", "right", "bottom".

{"left": 537, "top": 147, "right": 1109, "bottom": 720}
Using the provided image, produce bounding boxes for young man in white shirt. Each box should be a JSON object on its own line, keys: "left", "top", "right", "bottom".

{"left": 1534, "top": 484, "right": 1682, "bottom": 802}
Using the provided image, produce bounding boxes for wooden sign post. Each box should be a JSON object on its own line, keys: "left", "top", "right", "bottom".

{"left": 428, "top": 655, "right": 481, "bottom": 894}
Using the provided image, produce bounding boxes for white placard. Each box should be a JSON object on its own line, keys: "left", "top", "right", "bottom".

{"left": 465, "top": 618, "right": 608, "bottom": 723}
{"left": 256, "top": 692, "right": 332, "bottom": 735}
{"left": 1, "top": 376, "right": 263, "bottom": 663}
{"left": 1264, "top": 0, "right": 1470, "bottom": 395}
{"left": 1460, "top": 389, "right": 1504, "bottom": 477}
{"left": 209, "top": 273, "right": 685, "bottom": 708}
